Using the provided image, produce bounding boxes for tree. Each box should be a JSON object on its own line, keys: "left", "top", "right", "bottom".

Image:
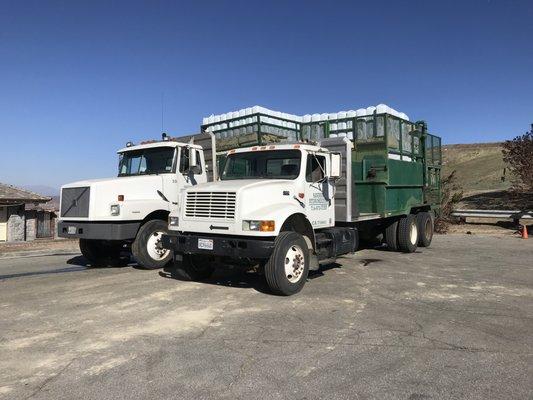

{"left": 501, "top": 124, "right": 533, "bottom": 191}
{"left": 435, "top": 170, "right": 463, "bottom": 234}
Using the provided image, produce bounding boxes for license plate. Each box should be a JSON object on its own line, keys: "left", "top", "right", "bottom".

{"left": 198, "top": 238, "right": 213, "bottom": 250}
{"left": 67, "top": 226, "right": 77, "bottom": 234}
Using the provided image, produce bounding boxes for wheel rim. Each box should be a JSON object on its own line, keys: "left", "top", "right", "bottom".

{"left": 409, "top": 222, "right": 418, "bottom": 245}
{"left": 284, "top": 245, "right": 305, "bottom": 283}
{"left": 146, "top": 231, "right": 170, "bottom": 261}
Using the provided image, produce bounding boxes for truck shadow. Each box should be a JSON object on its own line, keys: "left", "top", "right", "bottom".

{"left": 159, "top": 267, "right": 272, "bottom": 294}
{"left": 0, "top": 265, "right": 88, "bottom": 280}
{"left": 66, "top": 255, "right": 138, "bottom": 269}
{"left": 159, "top": 263, "right": 344, "bottom": 294}
{"left": 307, "top": 262, "right": 342, "bottom": 279}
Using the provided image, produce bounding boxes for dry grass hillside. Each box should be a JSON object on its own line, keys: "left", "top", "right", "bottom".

{"left": 442, "top": 142, "right": 510, "bottom": 193}
{"left": 442, "top": 142, "right": 532, "bottom": 211}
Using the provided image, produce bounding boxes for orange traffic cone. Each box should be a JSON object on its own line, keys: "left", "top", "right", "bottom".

{"left": 522, "top": 225, "right": 529, "bottom": 239}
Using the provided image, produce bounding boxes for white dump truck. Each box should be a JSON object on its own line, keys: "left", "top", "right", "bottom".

{"left": 161, "top": 105, "right": 441, "bottom": 295}
{"left": 57, "top": 133, "right": 216, "bottom": 268}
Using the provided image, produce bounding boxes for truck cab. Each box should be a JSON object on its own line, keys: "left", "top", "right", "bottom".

{"left": 163, "top": 143, "right": 358, "bottom": 295}
{"left": 58, "top": 137, "right": 208, "bottom": 269}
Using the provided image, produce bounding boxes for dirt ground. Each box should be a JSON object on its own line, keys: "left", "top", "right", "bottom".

{"left": 447, "top": 218, "right": 531, "bottom": 236}
{"left": 0, "top": 234, "right": 531, "bottom": 399}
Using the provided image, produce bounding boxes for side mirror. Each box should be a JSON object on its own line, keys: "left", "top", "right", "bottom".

{"left": 189, "top": 147, "right": 198, "bottom": 169}
{"left": 330, "top": 153, "right": 342, "bottom": 178}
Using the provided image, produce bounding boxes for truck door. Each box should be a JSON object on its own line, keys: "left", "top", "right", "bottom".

{"left": 161, "top": 147, "right": 203, "bottom": 205}
{"left": 304, "top": 153, "right": 333, "bottom": 228}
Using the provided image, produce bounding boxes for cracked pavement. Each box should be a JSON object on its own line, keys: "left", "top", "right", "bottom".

{"left": 0, "top": 234, "right": 532, "bottom": 399}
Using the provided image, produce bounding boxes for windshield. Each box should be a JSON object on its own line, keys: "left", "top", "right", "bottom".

{"left": 118, "top": 147, "right": 175, "bottom": 176}
{"left": 221, "top": 150, "right": 301, "bottom": 180}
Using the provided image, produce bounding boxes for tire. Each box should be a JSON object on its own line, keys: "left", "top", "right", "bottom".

{"left": 416, "top": 212, "right": 434, "bottom": 247}
{"left": 264, "top": 231, "right": 309, "bottom": 296}
{"left": 397, "top": 214, "right": 419, "bottom": 253}
{"left": 171, "top": 254, "right": 215, "bottom": 281}
{"left": 384, "top": 220, "right": 399, "bottom": 251}
{"left": 79, "top": 239, "right": 127, "bottom": 267}
{"left": 131, "top": 219, "right": 172, "bottom": 269}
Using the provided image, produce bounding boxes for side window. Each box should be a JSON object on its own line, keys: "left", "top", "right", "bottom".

{"left": 179, "top": 149, "right": 203, "bottom": 174}
{"left": 129, "top": 155, "right": 142, "bottom": 174}
{"left": 306, "top": 154, "right": 326, "bottom": 182}
{"left": 119, "top": 154, "right": 127, "bottom": 175}
{"left": 194, "top": 150, "right": 202, "bottom": 174}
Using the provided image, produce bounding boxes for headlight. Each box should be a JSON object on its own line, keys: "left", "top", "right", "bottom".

{"left": 110, "top": 204, "right": 120, "bottom": 216}
{"left": 169, "top": 216, "right": 179, "bottom": 227}
{"left": 242, "top": 220, "right": 275, "bottom": 232}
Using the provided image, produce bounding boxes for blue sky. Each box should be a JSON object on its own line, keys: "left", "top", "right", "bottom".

{"left": 1, "top": 0, "right": 532, "bottom": 190}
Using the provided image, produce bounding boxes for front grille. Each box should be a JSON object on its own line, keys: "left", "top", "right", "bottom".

{"left": 185, "top": 192, "right": 236, "bottom": 220}
{"left": 61, "top": 187, "right": 90, "bottom": 217}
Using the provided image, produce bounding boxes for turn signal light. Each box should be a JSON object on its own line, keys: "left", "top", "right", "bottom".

{"left": 243, "top": 220, "right": 275, "bottom": 232}
{"left": 259, "top": 220, "right": 275, "bottom": 232}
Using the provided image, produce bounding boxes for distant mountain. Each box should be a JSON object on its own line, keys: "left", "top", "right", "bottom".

{"left": 21, "top": 185, "right": 59, "bottom": 197}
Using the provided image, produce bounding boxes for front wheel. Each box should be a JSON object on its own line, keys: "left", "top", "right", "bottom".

{"left": 132, "top": 219, "right": 173, "bottom": 269}
{"left": 264, "top": 231, "right": 309, "bottom": 296}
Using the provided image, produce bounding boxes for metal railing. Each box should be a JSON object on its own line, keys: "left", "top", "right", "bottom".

{"left": 452, "top": 209, "right": 533, "bottom": 220}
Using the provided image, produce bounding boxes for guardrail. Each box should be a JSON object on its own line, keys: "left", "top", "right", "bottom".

{"left": 452, "top": 209, "right": 533, "bottom": 220}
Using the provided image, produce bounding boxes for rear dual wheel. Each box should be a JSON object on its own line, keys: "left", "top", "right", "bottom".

{"left": 416, "top": 212, "right": 434, "bottom": 247}
{"left": 384, "top": 220, "right": 399, "bottom": 251}
{"left": 384, "top": 214, "right": 424, "bottom": 253}
{"left": 398, "top": 214, "right": 418, "bottom": 253}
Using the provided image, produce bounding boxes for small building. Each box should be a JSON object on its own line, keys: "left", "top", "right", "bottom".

{"left": 0, "top": 183, "right": 54, "bottom": 242}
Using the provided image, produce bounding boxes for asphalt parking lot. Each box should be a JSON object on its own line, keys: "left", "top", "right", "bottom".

{"left": 0, "top": 234, "right": 532, "bottom": 400}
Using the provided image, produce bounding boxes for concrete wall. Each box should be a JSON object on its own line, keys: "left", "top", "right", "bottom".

{"left": 53, "top": 215, "right": 62, "bottom": 240}
{"left": 7, "top": 205, "right": 25, "bottom": 242}
{"left": 25, "top": 210, "right": 37, "bottom": 241}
